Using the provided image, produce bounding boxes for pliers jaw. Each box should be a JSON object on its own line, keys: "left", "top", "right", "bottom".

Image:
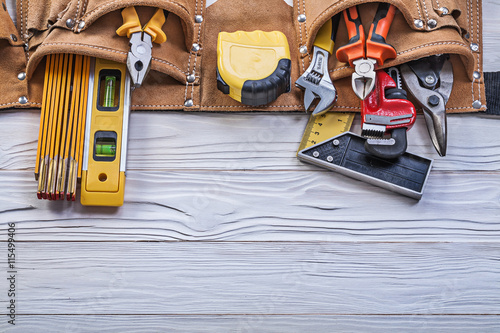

{"left": 127, "top": 32, "right": 153, "bottom": 88}
{"left": 352, "top": 58, "right": 377, "bottom": 100}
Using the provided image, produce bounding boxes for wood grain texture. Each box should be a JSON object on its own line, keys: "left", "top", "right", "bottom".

{"left": 1, "top": 170, "right": 500, "bottom": 241}
{"left": 483, "top": 0, "right": 500, "bottom": 72}
{"left": 1, "top": 111, "right": 500, "bottom": 172}
{"left": 2, "top": 315, "right": 500, "bottom": 333}
{"left": 1, "top": 242, "right": 500, "bottom": 315}
{"left": 0, "top": 0, "right": 499, "bottom": 331}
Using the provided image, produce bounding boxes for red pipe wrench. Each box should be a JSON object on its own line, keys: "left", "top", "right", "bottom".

{"left": 361, "top": 69, "right": 416, "bottom": 159}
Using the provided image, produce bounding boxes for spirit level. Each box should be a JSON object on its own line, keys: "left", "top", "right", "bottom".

{"left": 81, "top": 58, "right": 131, "bottom": 206}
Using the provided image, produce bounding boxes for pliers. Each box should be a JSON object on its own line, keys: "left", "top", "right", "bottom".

{"left": 401, "top": 55, "right": 453, "bottom": 156}
{"left": 336, "top": 3, "right": 397, "bottom": 100}
{"left": 295, "top": 14, "right": 341, "bottom": 115}
{"left": 116, "top": 7, "right": 168, "bottom": 88}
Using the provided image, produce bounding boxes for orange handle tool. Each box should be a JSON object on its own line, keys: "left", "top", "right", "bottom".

{"left": 336, "top": 6, "right": 365, "bottom": 67}
{"left": 366, "top": 3, "right": 397, "bottom": 66}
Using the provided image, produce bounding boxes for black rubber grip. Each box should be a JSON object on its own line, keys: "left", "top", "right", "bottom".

{"left": 485, "top": 72, "right": 500, "bottom": 115}
{"left": 241, "top": 59, "right": 291, "bottom": 106}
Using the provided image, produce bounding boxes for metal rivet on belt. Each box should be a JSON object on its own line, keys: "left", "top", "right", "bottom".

{"left": 470, "top": 43, "right": 479, "bottom": 52}
{"left": 77, "top": 21, "right": 86, "bottom": 30}
{"left": 473, "top": 100, "right": 482, "bottom": 109}
{"left": 427, "top": 19, "right": 437, "bottom": 29}
{"left": 187, "top": 74, "right": 196, "bottom": 83}
{"left": 326, "top": 156, "right": 333, "bottom": 162}
{"left": 312, "top": 151, "right": 319, "bottom": 158}
{"left": 17, "top": 72, "right": 26, "bottom": 81}
{"left": 18, "top": 96, "right": 28, "bottom": 104}
{"left": 473, "top": 71, "right": 481, "bottom": 79}
{"left": 184, "top": 99, "right": 194, "bottom": 107}
{"left": 195, "top": 15, "right": 203, "bottom": 23}
{"left": 10, "top": 34, "right": 17, "bottom": 42}
{"left": 438, "top": 7, "right": 449, "bottom": 16}
{"left": 66, "top": 19, "right": 75, "bottom": 29}
{"left": 298, "top": 14, "right": 306, "bottom": 22}
{"left": 299, "top": 46, "right": 308, "bottom": 54}
{"left": 191, "top": 43, "right": 200, "bottom": 52}
{"left": 414, "top": 19, "right": 424, "bottom": 29}
{"left": 332, "top": 139, "right": 340, "bottom": 147}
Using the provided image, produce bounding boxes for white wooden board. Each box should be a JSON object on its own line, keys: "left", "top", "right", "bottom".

{"left": 1, "top": 242, "right": 500, "bottom": 315}
{"left": 1, "top": 0, "right": 500, "bottom": 331}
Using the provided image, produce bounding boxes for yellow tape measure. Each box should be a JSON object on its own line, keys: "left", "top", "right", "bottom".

{"left": 297, "top": 112, "right": 355, "bottom": 154}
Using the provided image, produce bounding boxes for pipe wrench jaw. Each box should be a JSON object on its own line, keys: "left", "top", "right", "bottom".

{"left": 295, "top": 46, "right": 337, "bottom": 115}
{"left": 361, "top": 70, "right": 416, "bottom": 159}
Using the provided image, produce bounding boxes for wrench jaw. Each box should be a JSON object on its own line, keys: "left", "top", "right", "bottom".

{"left": 361, "top": 70, "right": 416, "bottom": 160}
{"left": 364, "top": 127, "right": 408, "bottom": 160}
{"left": 295, "top": 46, "right": 337, "bottom": 115}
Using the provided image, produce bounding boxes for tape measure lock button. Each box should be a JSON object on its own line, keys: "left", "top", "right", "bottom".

{"left": 217, "top": 30, "right": 292, "bottom": 106}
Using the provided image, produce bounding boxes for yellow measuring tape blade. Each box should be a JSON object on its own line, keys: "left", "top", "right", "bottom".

{"left": 297, "top": 112, "right": 355, "bottom": 154}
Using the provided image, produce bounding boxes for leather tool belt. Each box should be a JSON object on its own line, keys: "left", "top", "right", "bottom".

{"left": 0, "top": 0, "right": 486, "bottom": 113}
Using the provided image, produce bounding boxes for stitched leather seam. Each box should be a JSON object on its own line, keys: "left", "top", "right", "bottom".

{"left": 185, "top": 0, "right": 200, "bottom": 103}
{"left": 82, "top": 0, "right": 89, "bottom": 17}
{"left": 75, "top": 0, "right": 80, "bottom": 24}
{"left": 475, "top": 0, "right": 481, "bottom": 104}
{"left": 434, "top": 0, "right": 441, "bottom": 8}
{"left": 132, "top": 104, "right": 184, "bottom": 108}
{"left": 25, "top": 0, "right": 29, "bottom": 59}
{"left": 81, "top": 0, "right": 190, "bottom": 21}
{"left": 467, "top": 0, "right": 474, "bottom": 104}
{"left": 190, "top": 0, "right": 204, "bottom": 102}
{"left": 0, "top": 102, "right": 21, "bottom": 107}
{"left": 301, "top": 0, "right": 308, "bottom": 47}
{"left": 36, "top": 43, "right": 186, "bottom": 75}
{"left": 422, "top": 0, "right": 430, "bottom": 21}
{"left": 397, "top": 41, "right": 469, "bottom": 54}
{"left": 296, "top": 0, "right": 305, "bottom": 72}
{"left": 20, "top": 0, "right": 24, "bottom": 42}
{"left": 202, "top": 105, "right": 306, "bottom": 108}
{"left": 151, "top": 57, "right": 187, "bottom": 74}
{"left": 415, "top": 0, "right": 423, "bottom": 20}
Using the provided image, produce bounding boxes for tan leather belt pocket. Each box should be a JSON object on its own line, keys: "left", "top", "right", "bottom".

{"left": 22, "top": 0, "right": 203, "bottom": 110}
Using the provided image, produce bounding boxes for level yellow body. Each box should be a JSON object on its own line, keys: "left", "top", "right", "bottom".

{"left": 217, "top": 30, "right": 291, "bottom": 102}
{"left": 81, "top": 58, "right": 131, "bottom": 206}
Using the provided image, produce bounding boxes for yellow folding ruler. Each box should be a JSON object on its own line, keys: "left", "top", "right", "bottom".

{"left": 36, "top": 54, "right": 91, "bottom": 201}
{"left": 297, "top": 112, "right": 355, "bottom": 154}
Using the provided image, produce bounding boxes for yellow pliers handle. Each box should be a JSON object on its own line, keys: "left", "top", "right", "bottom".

{"left": 116, "top": 7, "right": 167, "bottom": 44}
{"left": 313, "top": 17, "right": 335, "bottom": 54}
